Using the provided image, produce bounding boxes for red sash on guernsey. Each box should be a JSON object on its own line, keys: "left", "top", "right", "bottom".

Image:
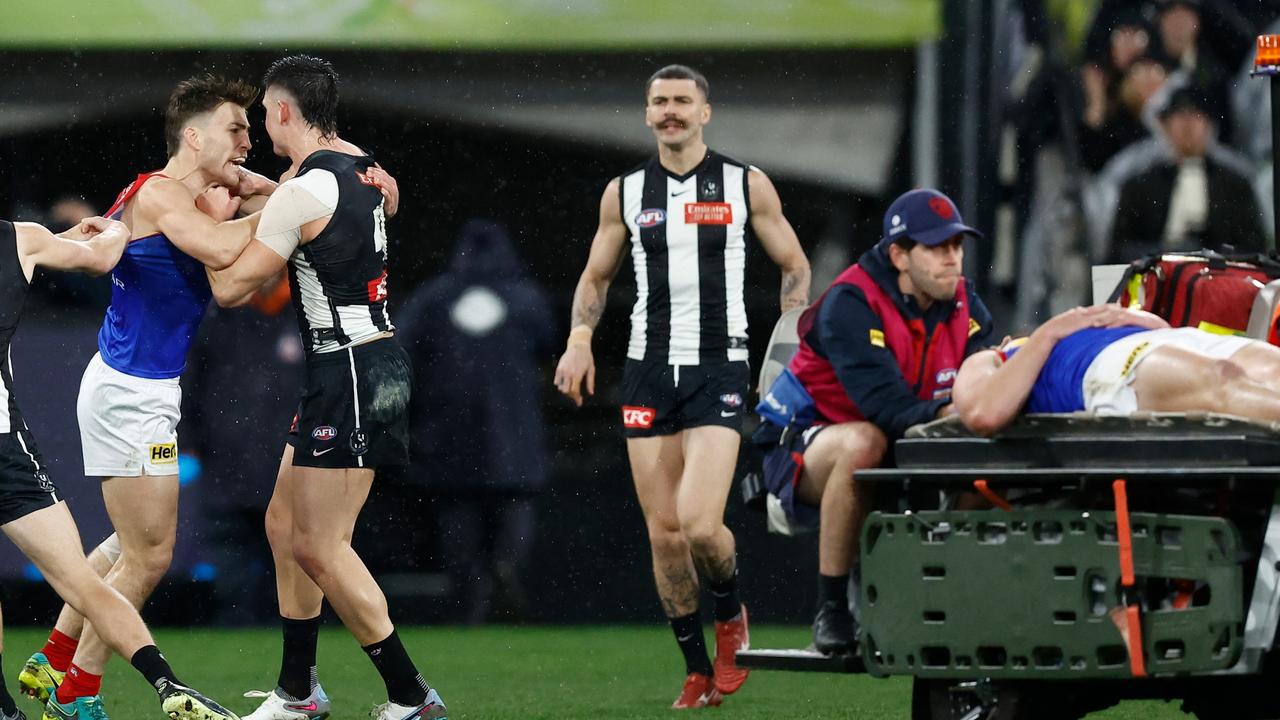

{"left": 104, "top": 171, "right": 169, "bottom": 219}
{"left": 787, "top": 264, "right": 972, "bottom": 425}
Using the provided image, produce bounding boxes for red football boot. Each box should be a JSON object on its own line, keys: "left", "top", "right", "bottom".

{"left": 671, "top": 673, "right": 722, "bottom": 709}
{"left": 713, "top": 604, "right": 750, "bottom": 694}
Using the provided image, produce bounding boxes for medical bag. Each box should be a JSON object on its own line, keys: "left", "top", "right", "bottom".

{"left": 1107, "top": 251, "right": 1280, "bottom": 335}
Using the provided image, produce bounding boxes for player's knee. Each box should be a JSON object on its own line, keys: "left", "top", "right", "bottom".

{"left": 647, "top": 526, "right": 688, "bottom": 558}
{"left": 264, "top": 506, "right": 291, "bottom": 550}
{"left": 128, "top": 544, "right": 174, "bottom": 585}
{"left": 1211, "top": 358, "right": 1246, "bottom": 382}
{"left": 291, "top": 537, "right": 335, "bottom": 579}
{"left": 678, "top": 516, "right": 721, "bottom": 553}
{"left": 838, "top": 424, "right": 887, "bottom": 468}
{"left": 1209, "top": 360, "right": 1249, "bottom": 410}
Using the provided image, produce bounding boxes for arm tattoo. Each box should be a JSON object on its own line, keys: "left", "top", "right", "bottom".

{"left": 570, "top": 283, "right": 607, "bottom": 329}
{"left": 780, "top": 267, "right": 810, "bottom": 312}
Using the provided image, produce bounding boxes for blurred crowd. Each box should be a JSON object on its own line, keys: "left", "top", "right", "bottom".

{"left": 1000, "top": 0, "right": 1280, "bottom": 324}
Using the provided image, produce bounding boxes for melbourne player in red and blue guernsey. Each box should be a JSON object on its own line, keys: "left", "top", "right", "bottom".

{"left": 18, "top": 75, "right": 272, "bottom": 720}
{"left": 21, "top": 74, "right": 400, "bottom": 720}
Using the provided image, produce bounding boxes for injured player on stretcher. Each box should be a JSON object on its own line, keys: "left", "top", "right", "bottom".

{"left": 953, "top": 304, "right": 1280, "bottom": 437}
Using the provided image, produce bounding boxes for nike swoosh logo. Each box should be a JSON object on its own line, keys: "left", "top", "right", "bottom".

{"left": 677, "top": 633, "right": 695, "bottom": 642}
{"left": 720, "top": 410, "right": 737, "bottom": 418}
{"left": 312, "top": 447, "right": 335, "bottom": 456}
{"left": 671, "top": 189, "right": 691, "bottom": 197}
{"left": 287, "top": 702, "right": 319, "bottom": 712}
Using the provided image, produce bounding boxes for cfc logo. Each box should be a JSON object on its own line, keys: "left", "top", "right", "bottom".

{"left": 149, "top": 443, "right": 177, "bottom": 464}
{"left": 622, "top": 406, "right": 656, "bottom": 429}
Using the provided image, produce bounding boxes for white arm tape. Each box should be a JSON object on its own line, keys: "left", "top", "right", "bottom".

{"left": 256, "top": 169, "right": 339, "bottom": 260}
{"left": 98, "top": 532, "right": 122, "bottom": 564}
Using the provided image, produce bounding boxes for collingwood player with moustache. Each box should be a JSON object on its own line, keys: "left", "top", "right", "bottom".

{"left": 554, "top": 64, "right": 811, "bottom": 708}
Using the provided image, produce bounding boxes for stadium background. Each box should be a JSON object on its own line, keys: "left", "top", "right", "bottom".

{"left": 0, "top": 2, "right": 1260, "bottom": 717}
{"left": 0, "top": 0, "right": 951, "bottom": 624}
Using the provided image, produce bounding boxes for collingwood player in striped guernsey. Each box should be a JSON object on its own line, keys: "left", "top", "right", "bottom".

{"left": 555, "top": 64, "right": 811, "bottom": 708}
{"left": 0, "top": 217, "right": 239, "bottom": 720}
{"left": 203, "top": 56, "right": 445, "bottom": 720}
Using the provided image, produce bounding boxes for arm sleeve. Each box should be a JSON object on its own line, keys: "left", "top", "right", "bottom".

{"left": 964, "top": 290, "right": 996, "bottom": 357}
{"left": 256, "top": 169, "right": 339, "bottom": 259}
{"left": 816, "top": 286, "right": 946, "bottom": 439}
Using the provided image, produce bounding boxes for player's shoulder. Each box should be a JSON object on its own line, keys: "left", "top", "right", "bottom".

{"left": 710, "top": 149, "right": 752, "bottom": 172}
{"left": 131, "top": 175, "right": 190, "bottom": 213}
{"left": 299, "top": 148, "right": 372, "bottom": 175}
{"left": 293, "top": 151, "right": 376, "bottom": 202}
{"left": 270, "top": 168, "right": 341, "bottom": 213}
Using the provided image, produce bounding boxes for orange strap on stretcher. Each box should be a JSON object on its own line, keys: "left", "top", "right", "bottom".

{"left": 1112, "top": 479, "right": 1147, "bottom": 677}
{"left": 973, "top": 479, "right": 1012, "bottom": 511}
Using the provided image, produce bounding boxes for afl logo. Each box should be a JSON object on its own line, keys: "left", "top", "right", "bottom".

{"left": 636, "top": 208, "right": 666, "bottom": 227}
{"left": 312, "top": 426, "right": 337, "bottom": 441}
{"left": 936, "top": 368, "right": 957, "bottom": 385}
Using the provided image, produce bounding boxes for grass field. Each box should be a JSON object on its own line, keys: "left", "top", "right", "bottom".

{"left": 1, "top": 625, "right": 1193, "bottom": 719}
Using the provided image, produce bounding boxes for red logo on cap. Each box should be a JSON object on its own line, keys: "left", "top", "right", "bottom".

{"left": 928, "top": 197, "right": 955, "bottom": 220}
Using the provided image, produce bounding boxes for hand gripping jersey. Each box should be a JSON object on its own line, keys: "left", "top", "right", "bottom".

{"left": 281, "top": 151, "right": 393, "bottom": 355}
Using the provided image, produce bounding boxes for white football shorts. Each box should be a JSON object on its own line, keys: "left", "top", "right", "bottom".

{"left": 1082, "top": 327, "right": 1254, "bottom": 414}
{"left": 77, "top": 352, "right": 182, "bottom": 477}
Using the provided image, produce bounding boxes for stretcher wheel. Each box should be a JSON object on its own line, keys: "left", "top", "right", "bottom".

{"left": 910, "top": 677, "right": 1044, "bottom": 720}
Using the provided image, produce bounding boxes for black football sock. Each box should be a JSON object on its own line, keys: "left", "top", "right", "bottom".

{"left": 818, "top": 573, "right": 849, "bottom": 610}
{"left": 707, "top": 566, "right": 742, "bottom": 622}
{"left": 278, "top": 615, "right": 321, "bottom": 700}
{"left": 363, "top": 630, "right": 429, "bottom": 707}
{"left": 670, "top": 612, "right": 714, "bottom": 676}
{"left": 129, "top": 645, "right": 181, "bottom": 693}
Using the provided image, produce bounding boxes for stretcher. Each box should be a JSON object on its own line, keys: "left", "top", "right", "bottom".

{"left": 740, "top": 412, "right": 1280, "bottom": 719}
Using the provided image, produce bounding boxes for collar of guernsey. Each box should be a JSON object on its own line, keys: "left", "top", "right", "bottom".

{"left": 97, "top": 171, "right": 214, "bottom": 380}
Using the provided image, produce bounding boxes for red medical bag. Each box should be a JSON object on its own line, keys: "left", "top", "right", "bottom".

{"left": 1108, "top": 252, "right": 1280, "bottom": 334}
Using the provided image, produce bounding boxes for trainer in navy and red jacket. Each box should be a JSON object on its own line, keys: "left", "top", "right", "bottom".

{"left": 763, "top": 192, "right": 994, "bottom": 442}
{"left": 789, "top": 243, "right": 993, "bottom": 439}
{"left": 753, "top": 188, "right": 994, "bottom": 659}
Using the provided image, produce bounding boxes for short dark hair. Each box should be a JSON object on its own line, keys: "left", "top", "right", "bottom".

{"left": 892, "top": 237, "right": 918, "bottom": 253}
{"left": 164, "top": 75, "right": 258, "bottom": 158}
{"left": 263, "top": 55, "right": 340, "bottom": 137}
{"left": 645, "top": 64, "right": 709, "bottom": 101}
